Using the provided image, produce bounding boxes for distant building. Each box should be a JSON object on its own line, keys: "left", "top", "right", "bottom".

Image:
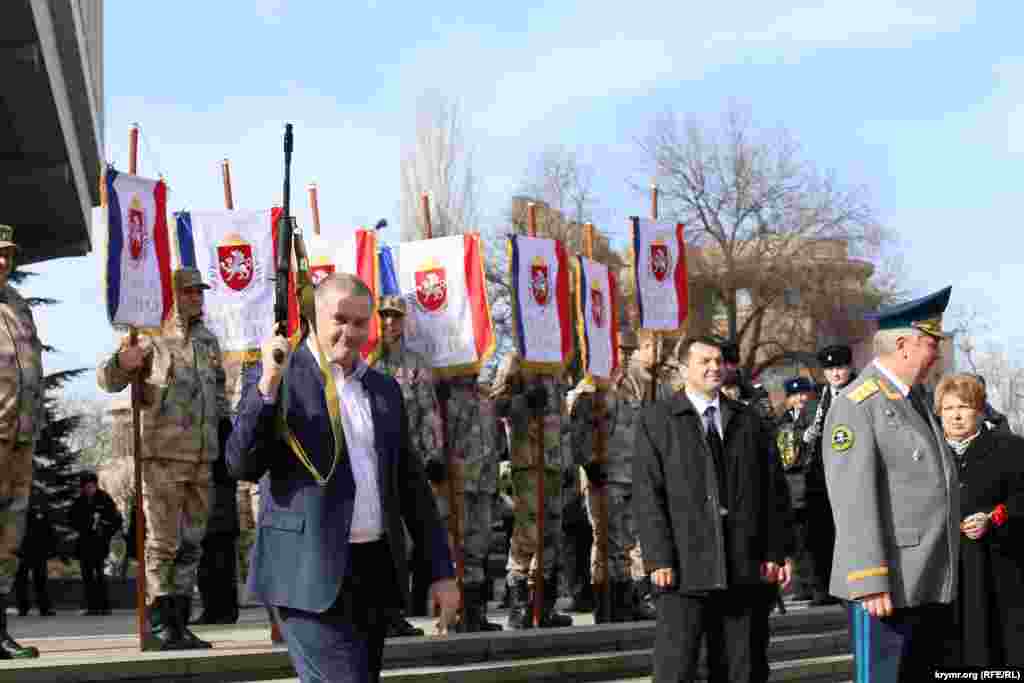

{"left": 1, "top": 1, "right": 104, "bottom": 264}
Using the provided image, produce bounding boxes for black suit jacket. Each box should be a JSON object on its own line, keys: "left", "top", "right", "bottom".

{"left": 634, "top": 392, "right": 791, "bottom": 593}
{"left": 226, "top": 343, "right": 453, "bottom": 613}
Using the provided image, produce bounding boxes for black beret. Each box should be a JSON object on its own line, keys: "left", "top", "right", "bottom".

{"left": 817, "top": 345, "right": 852, "bottom": 369}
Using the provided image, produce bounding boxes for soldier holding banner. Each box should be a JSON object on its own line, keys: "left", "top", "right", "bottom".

{"left": 371, "top": 295, "right": 437, "bottom": 637}
{"left": 97, "top": 267, "right": 230, "bottom": 652}
{"left": 0, "top": 225, "right": 43, "bottom": 659}
{"left": 494, "top": 353, "right": 572, "bottom": 629}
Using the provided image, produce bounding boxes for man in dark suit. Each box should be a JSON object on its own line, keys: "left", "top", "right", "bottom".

{"left": 634, "top": 336, "right": 792, "bottom": 683}
{"left": 227, "top": 273, "right": 458, "bottom": 683}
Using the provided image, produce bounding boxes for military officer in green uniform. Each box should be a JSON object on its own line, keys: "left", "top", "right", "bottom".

{"left": 824, "top": 286, "right": 957, "bottom": 682}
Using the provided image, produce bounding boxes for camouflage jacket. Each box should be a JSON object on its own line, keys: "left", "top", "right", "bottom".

{"left": 0, "top": 285, "right": 43, "bottom": 445}
{"left": 446, "top": 376, "right": 498, "bottom": 494}
{"left": 371, "top": 342, "right": 442, "bottom": 464}
{"left": 97, "top": 316, "right": 228, "bottom": 464}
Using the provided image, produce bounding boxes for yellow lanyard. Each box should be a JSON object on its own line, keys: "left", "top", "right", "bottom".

{"left": 278, "top": 329, "right": 348, "bottom": 487}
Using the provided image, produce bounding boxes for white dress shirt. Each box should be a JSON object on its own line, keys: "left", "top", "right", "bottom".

{"left": 306, "top": 338, "right": 383, "bottom": 544}
{"left": 685, "top": 388, "right": 723, "bottom": 438}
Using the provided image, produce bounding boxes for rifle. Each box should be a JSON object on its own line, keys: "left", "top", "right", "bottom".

{"left": 273, "top": 123, "right": 295, "bottom": 365}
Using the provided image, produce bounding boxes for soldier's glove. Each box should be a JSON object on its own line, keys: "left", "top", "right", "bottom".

{"left": 434, "top": 380, "right": 451, "bottom": 403}
{"left": 583, "top": 462, "right": 608, "bottom": 486}
{"left": 525, "top": 384, "right": 548, "bottom": 417}
{"left": 424, "top": 458, "right": 448, "bottom": 484}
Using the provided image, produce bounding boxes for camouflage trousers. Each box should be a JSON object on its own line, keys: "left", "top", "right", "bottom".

{"left": 505, "top": 465, "right": 563, "bottom": 582}
{"left": 583, "top": 479, "right": 638, "bottom": 583}
{"left": 141, "top": 459, "right": 210, "bottom": 603}
{"left": 0, "top": 442, "right": 33, "bottom": 595}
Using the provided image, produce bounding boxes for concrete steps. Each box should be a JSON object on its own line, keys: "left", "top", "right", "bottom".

{"left": 0, "top": 603, "right": 852, "bottom": 682}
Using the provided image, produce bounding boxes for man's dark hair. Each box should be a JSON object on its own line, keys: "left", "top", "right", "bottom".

{"left": 679, "top": 335, "right": 722, "bottom": 364}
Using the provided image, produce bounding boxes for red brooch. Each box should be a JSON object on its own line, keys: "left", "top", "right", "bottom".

{"left": 990, "top": 504, "right": 1009, "bottom": 527}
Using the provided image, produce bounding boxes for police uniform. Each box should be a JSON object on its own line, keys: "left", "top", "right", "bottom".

{"left": 0, "top": 226, "right": 43, "bottom": 659}
{"left": 802, "top": 344, "right": 854, "bottom": 605}
{"left": 97, "top": 268, "right": 229, "bottom": 651}
{"left": 824, "top": 286, "right": 958, "bottom": 681}
{"left": 776, "top": 376, "right": 817, "bottom": 600}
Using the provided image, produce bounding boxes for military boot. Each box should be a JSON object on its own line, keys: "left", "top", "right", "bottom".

{"left": 384, "top": 610, "right": 424, "bottom": 637}
{"left": 592, "top": 584, "right": 612, "bottom": 624}
{"left": 631, "top": 578, "right": 657, "bottom": 621}
{"left": 506, "top": 578, "right": 532, "bottom": 629}
{"left": 455, "top": 583, "right": 502, "bottom": 633}
{"left": 175, "top": 595, "right": 212, "bottom": 649}
{"left": 0, "top": 594, "right": 38, "bottom": 659}
{"left": 538, "top": 576, "right": 572, "bottom": 628}
{"left": 142, "top": 596, "right": 189, "bottom": 652}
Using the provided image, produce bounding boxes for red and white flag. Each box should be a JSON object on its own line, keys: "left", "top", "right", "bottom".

{"left": 631, "top": 218, "right": 687, "bottom": 331}
{"left": 575, "top": 256, "right": 619, "bottom": 381}
{"left": 391, "top": 234, "right": 494, "bottom": 376}
{"left": 105, "top": 169, "right": 174, "bottom": 328}
{"left": 176, "top": 208, "right": 279, "bottom": 353}
{"left": 508, "top": 235, "right": 572, "bottom": 374}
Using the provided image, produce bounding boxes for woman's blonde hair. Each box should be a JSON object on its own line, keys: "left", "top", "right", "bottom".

{"left": 933, "top": 373, "right": 986, "bottom": 414}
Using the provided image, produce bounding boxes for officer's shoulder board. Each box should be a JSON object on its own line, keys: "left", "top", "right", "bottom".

{"left": 846, "top": 378, "right": 880, "bottom": 404}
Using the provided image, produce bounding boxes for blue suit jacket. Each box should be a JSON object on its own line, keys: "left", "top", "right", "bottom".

{"left": 226, "top": 343, "right": 453, "bottom": 613}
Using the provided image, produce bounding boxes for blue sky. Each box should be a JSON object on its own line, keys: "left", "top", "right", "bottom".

{"left": 28, "top": 0, "right": 1024, "bottom": 401}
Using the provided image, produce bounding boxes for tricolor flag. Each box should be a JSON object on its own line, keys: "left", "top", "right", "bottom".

{"left": 104, "top": 169, "right": 174, "bottom": 328}
{"left": 295, "top": 229, "right": 380, "bottom": 358}
{"left": 631, "top": 218, "right": 688, "bottom": 330}
{"left": 176, "top": 208, "right": 280, "bottom": 354}
{"left": 386, "top": 234, "right": 494, "bottom": 376}
{"left": 508, "top": 235, "right": 572, "bottom": 374}
{"left": 575, "top": 256, "right": 619, "bottom": 381}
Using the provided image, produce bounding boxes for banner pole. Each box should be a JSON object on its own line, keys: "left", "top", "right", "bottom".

{"left": 222, "top": 159, "right": 234, "bottom": 210}
{"left": 308, "top": 184, "right": 321, "bottom": 235}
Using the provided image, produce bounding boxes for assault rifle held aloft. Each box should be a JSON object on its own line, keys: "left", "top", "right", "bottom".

{"left": 273, "top": 124, "right": 295, "bottom": 365}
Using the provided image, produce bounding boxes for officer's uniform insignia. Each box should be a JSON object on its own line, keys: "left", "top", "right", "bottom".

{"left": 831, "top": 425, "right": 855, "bottom": 452}
{"left": 847, "top": 379, "right": 879, "bottom": 404}
{"left": 877, "top": 379, "right": 902, "bottom": 401}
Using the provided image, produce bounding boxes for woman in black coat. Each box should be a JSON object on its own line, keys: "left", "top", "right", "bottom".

{"left": 936, "top": 373, "right": 1024, "bottom": 667}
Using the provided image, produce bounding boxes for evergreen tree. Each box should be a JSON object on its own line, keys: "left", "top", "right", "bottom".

{"left": 9, "top": 270, "right": 88, "bottom": 558}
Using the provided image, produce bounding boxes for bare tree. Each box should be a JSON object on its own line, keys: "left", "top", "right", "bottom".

{"left": 973, "top": 345, "right": 1024, "bottom": 433}
{"left": 637, "top": 104, "right": 896, "bottom": 371}
{"left": 399, "top": 92, "right": 481, "bottom": 240}
{"left": 59, "top": 394, "right": 115, "bottom": 469}
{"left": 480, "top": 147, "right": 623, "bottom": 379}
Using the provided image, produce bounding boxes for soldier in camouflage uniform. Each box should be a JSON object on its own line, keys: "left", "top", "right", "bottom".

{"left": 97, "top": 267, "right": 230, "bottom": 652}
{"left": 0, "top": 225, "right": 43, "bottom": 659}
{"left": 371, "top": 295, "right": 437, "bottom": 637}
{"left": 571, "top": 329, "right": 663, "bottom": 623}
{"left": 494, "top": 353, "right": 572, "bottom": 629}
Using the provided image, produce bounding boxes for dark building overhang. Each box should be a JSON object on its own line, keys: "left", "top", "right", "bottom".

{"left": 0, "top": 0, "right": 103, "bottom": 265}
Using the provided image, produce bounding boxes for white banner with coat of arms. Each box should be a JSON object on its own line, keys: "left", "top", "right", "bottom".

{"left": 575, "top": 256, "right": 619, "bottom": 381}
{"left": 631, "top": 218, "right": 688, "bottom": 331}
{"left": 390, "top": 234, "right": 494, "bottom": 376}
{"left": 508, "top": 235, "right": 572, "bottom": 374}
{"left": 175, "top": 208, "right": 279, "bottom": 354}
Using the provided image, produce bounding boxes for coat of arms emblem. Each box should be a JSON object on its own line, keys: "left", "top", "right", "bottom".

{"left": 310, "top": 259, "right": 335, "bottom": 286}
{"left": 217, "top": 233, "right": 255, "bottom": 292}
{"left": 529, "top": 256, "right": 550, "bottom": 307}
{"left": 590, "top": 284, "right": 605, "bottom": 328}
{"left": 650, "top": 238, "right": 670, "bottom": 283}
{"left": 415, "top": 258, "right": 448, "bottom": 313}
{"left": 127, "top": 196, "right": 147, "bottom": 265}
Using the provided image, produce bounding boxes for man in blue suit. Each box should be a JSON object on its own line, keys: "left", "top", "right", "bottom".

{"left": 227, "top": 273, "right": 458, "bottom": 683}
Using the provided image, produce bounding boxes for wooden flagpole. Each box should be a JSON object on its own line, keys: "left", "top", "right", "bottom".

{"left": 650, "top": 184, "right": 663, "bottom": 404}
{"left": 422, "top": 195, "right": 465, "bottom": 624}
{"left": 584, "top": 222, "right": 612, "bottom": 620}
{"left": 308, "top": 184, "right": 321, "bottom": 235}
{"left": 527, "top": 203, "right": 546, "bottom": 628}
{"left": 221, "top": 159, "right": 235, "bottom": 210}
{"left": 127, "top": 124, "right": 147, "bottom": 649}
